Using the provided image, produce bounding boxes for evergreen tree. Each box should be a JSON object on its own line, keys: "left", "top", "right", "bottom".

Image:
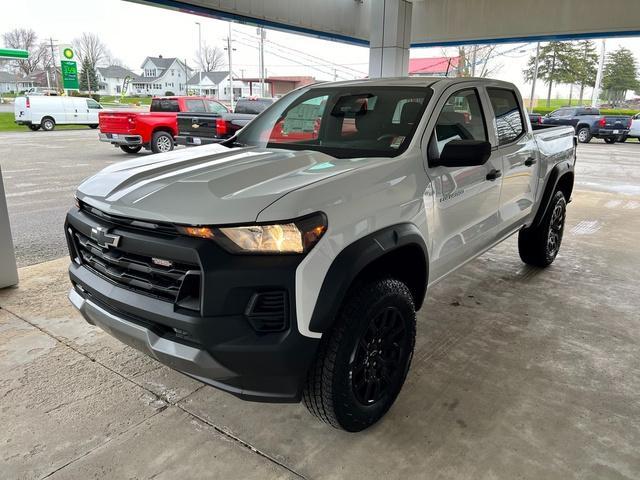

{"left": 79, "top": 57, "right": 98, "bottom": 93}
{"left": 602, "top": 47, "right": 639, "bottom": 106}
{"left": 572, "top": 40, "right": 599, "bottom": 105}
{"left": 523, "top": 42, "right": 575, "bottom": 107}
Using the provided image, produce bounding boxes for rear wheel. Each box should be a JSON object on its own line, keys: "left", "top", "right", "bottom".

{"left": 303, "top": 278, "right": 416, "bottom": 432}
{"left": 28, "top": 124, "right": 40, "bottom": 131}
{"left": 120, "top": 145, "right": 142, "bottom": 154}
{"left": 576, "top": 127, "right": 591, "bottom": 143}
{"left": 41, "top": 117, "right": 55, "bottom": 131}
{"left": 604, "top": 137, "right": 616, "bottom": 144}
{"left": 151, "top": 131, "right": 174, "bottom": 153}
{"left": 518, "top": 190, "right": 567, "bottom": 267}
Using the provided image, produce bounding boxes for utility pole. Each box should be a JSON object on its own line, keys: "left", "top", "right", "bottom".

{"left": 225, "top": 23, "right": 236, "bottom": 110}
{"left": 258, "top": 27, "right": 265, "bottom": 97}
{"left": 592, "top": 39, "right": 606, "bottom": 108}
{"left": 195, "top": 22, "right": 202, "bottom": 95}
{"left": 48, "top": 37, "right": 59, "bottom": 91}
{"left": 529, "top": 42, "right": 540, "bottom": 111}
{"left": 471, "top": 45, "right": 477, "bottom": 77}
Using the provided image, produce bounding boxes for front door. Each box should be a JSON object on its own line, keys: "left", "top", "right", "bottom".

{"left": 424, "top": 87, "right": 503, "bottom": 282}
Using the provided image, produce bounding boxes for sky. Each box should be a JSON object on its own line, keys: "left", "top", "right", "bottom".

{"left": 2, "top": 0, "right": 640, "bottom": 100}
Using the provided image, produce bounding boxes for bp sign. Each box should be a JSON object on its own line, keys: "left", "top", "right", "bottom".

{"left": 58, "top": 44, "right": 79, "bottom": 90}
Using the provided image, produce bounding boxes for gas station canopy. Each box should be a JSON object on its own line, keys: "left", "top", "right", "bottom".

{"left": 130, "top": 0, "right": 640, "bottom": 77}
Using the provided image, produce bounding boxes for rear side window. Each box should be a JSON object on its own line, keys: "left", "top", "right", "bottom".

{"left": 150, "top": 99, "right": 180, "bottom": 112}
{"left": 487, "top": 88, "right": 524, "bottom": 145}
{"left": 206, "top": 101, "right": 228, "bottom": 114}
{"left": 184, "top": 99, "right": 206, "bottom": 112}
{"left": 576, "top": 107, "right": 599, "bottom": 116}
{"left": 235, "top": 99, "right": 273, "bottom": 114}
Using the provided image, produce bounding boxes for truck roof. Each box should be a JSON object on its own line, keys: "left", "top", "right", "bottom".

{"left": 309, "top": 76, "right": 517, "bottom": 90}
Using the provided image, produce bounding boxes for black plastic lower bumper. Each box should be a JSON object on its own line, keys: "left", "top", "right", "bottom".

{"left": 65, "top": 207, "right": 319, "bottom": 402}
{"left": 594, "top": 128, "right": 629, "bottom": 138}
{"left": 175, "top": 134, "right": 224, "bottom": 146}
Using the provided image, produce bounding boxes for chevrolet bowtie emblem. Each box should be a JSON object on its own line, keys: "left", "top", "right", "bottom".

{"left": 192, "top": 121, "right": 200, "bottom": 128}
{"left": 91, "top": 226, "right": 121, "bottom": 249}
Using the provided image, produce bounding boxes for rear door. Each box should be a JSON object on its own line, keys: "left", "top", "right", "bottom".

{"left": 486, "top": 87, "right": 539, "bottom": 228}
{"left": 423, "top": 86, "right": 503, "bottom": 281}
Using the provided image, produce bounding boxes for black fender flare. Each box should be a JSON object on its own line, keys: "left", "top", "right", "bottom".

{"left": 308, "top": 223, "right": 429, "bottom": 334}
{"left": 529, "top": 160, "right": 574, "bottom": 230}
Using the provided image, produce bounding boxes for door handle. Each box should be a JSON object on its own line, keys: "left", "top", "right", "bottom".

{"left": 525, "top": 157, "right": 537, "bottom": 167}
{"left": 486, "top": 169, "right": 502, "bottom": 181}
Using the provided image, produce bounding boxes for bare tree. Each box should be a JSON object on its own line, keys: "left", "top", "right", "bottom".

{"left": 104, "top": 51, "right": 125, "bottom": 67}
{"left": 195, "top": 44, "right": 225, "bottom": 72}
{"left": 2, "top": 28, "right": 48, "bottom": 75}
{"left": 457, "top": 45, "right": 502, "bottom": 78}
{"left": 73, "top": 32, "right": 107, "bottom": 68}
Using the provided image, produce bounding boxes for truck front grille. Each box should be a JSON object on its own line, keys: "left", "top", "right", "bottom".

{"left": 72, "top": 228, "right": 199, "bottom": 303}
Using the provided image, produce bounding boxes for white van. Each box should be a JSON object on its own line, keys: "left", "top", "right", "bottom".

{"left": 14, "top": 96, "right": 103, "bottom": 131}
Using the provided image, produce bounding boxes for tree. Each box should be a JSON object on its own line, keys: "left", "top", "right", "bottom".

{"left": 572, "top": 40, "right": 599, "bottom": 104}
{"left": 601, "top": 47, "right": 639, "bottom": 106}
{"left": 2, "top": 28, "right": 48, "bottom": 75}
{"left": 456, "top": 45, "right": 502, "bottom": 78}
{"left": 195, "top": 43, "right": 225, "bottom": 72}
{"left": 73, "top": 33, "right": 107, "bottom": 69}
{"left": 79, "top": 57, "right": 98, "bottom": 93}
{"left": 523, "top": 41, "right": 574, "bottom": 107}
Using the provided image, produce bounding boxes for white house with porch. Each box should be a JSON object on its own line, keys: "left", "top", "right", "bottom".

{"left": 187, "top": 71, "right": 250, "bottom": 101}
{"left": 130, "top": 56, "right": 193, "bottom": 96}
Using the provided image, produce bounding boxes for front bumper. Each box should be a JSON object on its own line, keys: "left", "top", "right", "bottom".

{"left": 175, "top": 135, "right": 224, "bottom": 146}
{"left": 65, "top": 206, "right": 319, "bottom": 402}
{"left": 99, "top": 132, "right": 143, "bottom": 145}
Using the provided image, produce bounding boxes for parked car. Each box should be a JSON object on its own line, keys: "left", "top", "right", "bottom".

{"left": 542, "top": 106, "right": 631, "bottom": 143}
{"left": 528, "top": 112, "right": 543, "bottom": 125}
{"left": 175, "top": 97, "right": 275, "bottom": 146}
{"left": 98, "top": 96, "right": 227, "bottom": 154}
{"left": 66, "top": 78, "right": 576, "bottom": 431}
{"left": 620, "top": 113, "right": 640, "bottom": 142}
{"left": 14, "top": 96, "right": 102, "bottom": 131}
{"left": 25, "top": 87, "right": 60, "bottom": 96}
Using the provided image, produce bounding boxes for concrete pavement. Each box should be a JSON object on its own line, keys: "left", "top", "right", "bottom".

{"left": 1, "top": 183, "right": 639, "bottom": 479}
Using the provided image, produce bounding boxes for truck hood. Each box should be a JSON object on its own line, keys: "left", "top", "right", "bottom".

{"left": 77, "top": 144, "right": 358, "bottom": 225}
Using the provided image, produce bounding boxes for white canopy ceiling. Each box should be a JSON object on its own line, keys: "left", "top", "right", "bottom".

{"left": 131, "top": 0, "right": 640, "bottom": 46}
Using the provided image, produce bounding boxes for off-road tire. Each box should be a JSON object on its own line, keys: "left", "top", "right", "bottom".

{"left": 41, "top": 117, "right": 55, "bottom": 131}
{"left": 303, "top": 278, "right": 416, "bottom": 432}
{"left": 604, "top": 137, "right": 616, "bottom": 144}
{"left": 151, "top": 131, "right": 174, "bottom": 153}
{"left": 576, "top": 127, "right": 591, "bottom": 143}
{"left": 518, "top": 190, "right": 567, "bottom": 267}
{"left": 120, "top": 145, "right": 142, "bottom": 154}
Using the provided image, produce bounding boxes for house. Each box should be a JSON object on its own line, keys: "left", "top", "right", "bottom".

{"left": 240, "top": 76, "right": 316, "bottom": 98}
{"left": 129, "top": 56, "right": 193, "bottom": 96}
{"left": 0, "top": 71, "right": 35, "bottom": 93}
{"left": 409, "top": 57, "right": 460, "bottom": 77}
{"left": 187, "top": 71, "right": 250, "bottom": 101}
{"left": 96, "top": 65, "right": 139, "bottom": 96}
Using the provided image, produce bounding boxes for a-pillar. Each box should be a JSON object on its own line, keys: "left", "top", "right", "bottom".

{"left": 368, "top": 0, "right": 412, "bottom": 78}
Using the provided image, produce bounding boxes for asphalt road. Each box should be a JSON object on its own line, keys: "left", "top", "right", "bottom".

{"left": 1, "top": 129, "right": 639, "bottom": 267}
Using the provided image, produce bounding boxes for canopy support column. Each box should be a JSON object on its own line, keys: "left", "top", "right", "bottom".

{"left": 368, "top": 0, "right": 412, "bottom": 78}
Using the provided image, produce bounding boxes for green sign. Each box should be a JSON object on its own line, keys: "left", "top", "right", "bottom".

{"left": 0, "top": 48, "right": 29, "bottom": 59}
{"left": 61, "top": 60, "right": 79, "bottom": 89}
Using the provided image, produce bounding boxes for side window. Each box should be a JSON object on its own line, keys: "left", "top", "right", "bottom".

{"left": 432, "top": 89, "right": 487, "bottom": 155}
{"left": 206, "top": 101, "right": 228, "bottom": 114}
{"left": 487, "top": 88, "right": 525, "bottom": 146}
{"left": 184, "top": 99, "right": 206, "bottom": 112}
{"left": 150, "top": 99, "right": 180, "bottom": 112}
{"left": 86, "top": 99, "right": 102, "bottom": 109}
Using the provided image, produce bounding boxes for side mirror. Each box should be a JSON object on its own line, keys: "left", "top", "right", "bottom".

{"left": 432, "top": 140, "right": 491, "bottom": 168}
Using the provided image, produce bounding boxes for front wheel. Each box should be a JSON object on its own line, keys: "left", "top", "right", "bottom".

{"left": 89, "top": 124, "right": 99, "bottom": 129}
{"left": 151, "top": 131, "right": 174, "bottom": 153}
{"left": 303, "top": 278, "right": 416, "bottom": 432}
{"left": 518, "top": 190, "right": 567, "bottom": 267}
{"left": 120, "top": 145, "right": 142, "bottom": 154}
{"left": 604, "top": 137, "right": 616, "bottom": 144}
{"left": 28, "top": 124, "right": 40, "bottom": 131}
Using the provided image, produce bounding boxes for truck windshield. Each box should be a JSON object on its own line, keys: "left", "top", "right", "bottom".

{"left": 234, "top": 86, "right": 433, "bottom": 158}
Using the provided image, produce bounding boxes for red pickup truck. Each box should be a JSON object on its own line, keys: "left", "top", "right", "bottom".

{"left": 98, "top": 96, "right": 229, "bottom": 154}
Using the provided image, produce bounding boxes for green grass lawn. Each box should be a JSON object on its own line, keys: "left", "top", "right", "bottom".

{"left": 101, "top": 95, "right": 152, "bottom": 106}
{"left": 0, "top": 112, "right": 93, "bottom": 132}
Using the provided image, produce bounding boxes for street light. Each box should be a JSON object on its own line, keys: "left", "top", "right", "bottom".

{"left": 195, "top": 21, "right": 202, "bottom": 95}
